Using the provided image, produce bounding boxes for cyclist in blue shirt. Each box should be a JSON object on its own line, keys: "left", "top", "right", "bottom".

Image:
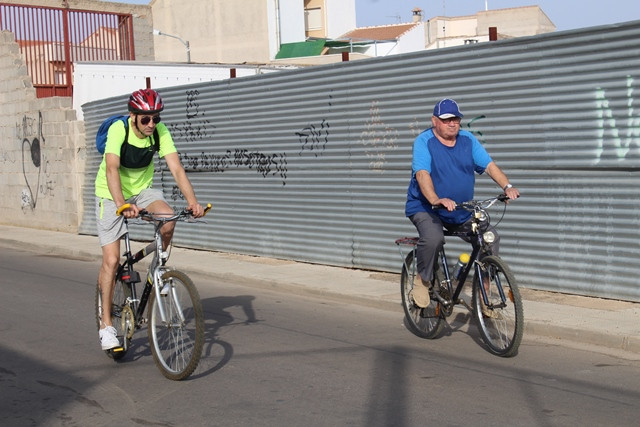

{"left": 405, "top": 99, "right": 520, "bottom": 308}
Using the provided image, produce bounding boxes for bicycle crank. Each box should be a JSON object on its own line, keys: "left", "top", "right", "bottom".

{"left": 121, "top": 305, "right": 135, "bottom": 340}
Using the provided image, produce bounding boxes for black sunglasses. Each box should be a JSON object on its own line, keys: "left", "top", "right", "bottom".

{"left": 139, "top": 115, "right": 161, "bottom": 125}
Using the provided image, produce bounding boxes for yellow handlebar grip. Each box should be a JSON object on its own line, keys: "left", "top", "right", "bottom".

{"left": 203, "top": 203, "right": 212, "bottom": 216}
{"left": 116, "top": 203, "right": 131, "bottom": 216}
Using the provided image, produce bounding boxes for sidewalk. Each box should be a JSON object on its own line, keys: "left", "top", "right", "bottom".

{"left": 1, "top": 224, "right": 639, "bottom": 357}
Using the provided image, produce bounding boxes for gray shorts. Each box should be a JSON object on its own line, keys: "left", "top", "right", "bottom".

{"left": 95, "top": 188, "right": 166, "bottom": 246}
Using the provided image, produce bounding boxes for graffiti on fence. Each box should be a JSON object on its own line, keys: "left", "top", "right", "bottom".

{"left": 594, "top": 75, "right": 640, "bottom": 163}
{"left": 169, "top": 89, "right": 213, "bottom": 143}
{"left": 295, "top": 94, "right": 333, "bottom": 157}
{"left": 296, "top": 119, "right": 330, "bottom": 157}
{"left": 466, "top": 115, "right": 487, "bottom": 144}
{"left": 408, "top": 117, "right": 422, "bottom": 138}
{"left": 360, "top": 101, "right": 398, "bottom": 172}
{"left": 176, "top": 149, "right": 288, "bottom": 193}
{"left": 168, "top": 88, "right": 288, "bottom": 193}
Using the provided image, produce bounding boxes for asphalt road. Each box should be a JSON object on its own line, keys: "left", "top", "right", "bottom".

{"left": 1, "top": 247, "right": 640, "bottom": 426}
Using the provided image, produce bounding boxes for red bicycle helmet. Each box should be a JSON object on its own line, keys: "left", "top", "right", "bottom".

{"left": 128, "top": 89, "right": 164, "bottom": 114}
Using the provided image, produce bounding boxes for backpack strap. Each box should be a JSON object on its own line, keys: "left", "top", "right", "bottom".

{"left": 152, "top": 128, "right": 160, "bottom": 152}
{"left": 123, "top": 118, "right": 130, "bottom": 145}
{"left": 122, "top": 119, "right": 160, "bottom": 153}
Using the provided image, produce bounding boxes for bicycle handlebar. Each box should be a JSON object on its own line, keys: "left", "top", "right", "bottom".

{"left": 431, "top": 193, "right": 513, "bottom": 211}
{"left": 116, "top": 203, "right": 212, "bottom": 220}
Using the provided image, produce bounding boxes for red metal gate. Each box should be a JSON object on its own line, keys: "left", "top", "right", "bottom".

{"left": 0, "top": 2, "right": 135, "bottom": 97}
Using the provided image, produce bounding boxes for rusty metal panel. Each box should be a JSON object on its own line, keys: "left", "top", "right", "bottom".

{"left": 81, "top": 21, "right": 640, "bottom": 301}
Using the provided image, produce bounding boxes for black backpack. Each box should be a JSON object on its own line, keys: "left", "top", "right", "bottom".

{"left": 96, "top": 115, "right": 159, "bottom": 169}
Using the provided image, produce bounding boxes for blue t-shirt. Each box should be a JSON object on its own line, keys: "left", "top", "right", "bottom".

{"left": 405, "top": 128, "right": 492, "bottom": 224}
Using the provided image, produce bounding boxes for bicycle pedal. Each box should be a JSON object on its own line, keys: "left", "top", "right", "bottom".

{"left": 105, "top": 346, "right": 124, "bottom": 356}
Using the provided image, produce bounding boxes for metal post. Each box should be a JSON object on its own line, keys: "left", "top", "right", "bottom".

{"left": 153, "top": 29, "right": 191, "bottom": 63}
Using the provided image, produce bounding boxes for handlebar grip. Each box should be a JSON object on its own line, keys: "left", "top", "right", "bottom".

{"left": 203, "top": 203, "right": 212, "bottom": 216}
{"left": 116, "top": 203, "right": 131, "bottom": 216}
{"left": 499, "top": 193, "right": 519, "bottom": 201}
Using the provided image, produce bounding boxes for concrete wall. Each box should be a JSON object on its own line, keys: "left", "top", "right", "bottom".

{"left": 477, "top": 6, "right": 556, "bottom": 37}
{"left": 426, "top": 6, "right": 557, "bottom": 49}
{"left": 0, "top": 31, "right": 85, "bottom": 232}
{"left": 275, "top": 0, "right": 306, "bottom": 44}
{"left": 325, "top": 0, "right": 356, "bottom": 39}
{"left": 152, "top": 0, "right": 272, "bottom": 64}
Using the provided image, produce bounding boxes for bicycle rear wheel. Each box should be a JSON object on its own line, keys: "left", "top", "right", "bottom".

{"left": 95, "top": 279, "right": 133, "bottom": 360}
{"left": 400, "top": 250, "right": 445, "bottom": 339}
{"left": 148, "top": 270, "right": 205, "bottom": 380}
{"left": 472, "top": 255, "right": 523, "bottom": 357}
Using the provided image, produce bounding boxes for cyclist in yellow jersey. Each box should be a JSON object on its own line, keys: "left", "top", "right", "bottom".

{"left": 94, "top": 88, "right": 204, "bottom": 351}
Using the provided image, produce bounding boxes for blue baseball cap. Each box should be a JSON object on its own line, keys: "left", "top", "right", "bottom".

{"left": 433, "top": 98, "right": 464, "bottom": 119}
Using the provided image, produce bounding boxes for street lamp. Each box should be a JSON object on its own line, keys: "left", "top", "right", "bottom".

{"left": 153, "top": 29, "right": 191, "bottom": 63}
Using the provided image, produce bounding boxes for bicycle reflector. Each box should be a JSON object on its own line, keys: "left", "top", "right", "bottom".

{"left": 121, "top": 270, "right": 141, "bottom": 284}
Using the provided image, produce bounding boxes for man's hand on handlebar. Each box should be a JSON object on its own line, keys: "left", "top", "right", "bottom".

{"left": 433, "top": 198, "right": 457, "bottom": 212}
{"left": 119, "top": 203, "right": 140, "bottom": 219}
{"left": 187, "top": 202, "right": 205, "bottom": 218}
{"left": 503, "top": 186, "right": 520, "bottom": 202}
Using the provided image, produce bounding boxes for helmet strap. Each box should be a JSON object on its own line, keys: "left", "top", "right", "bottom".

{"left": 131, "top": 115, "right": 146, "bottom": 138}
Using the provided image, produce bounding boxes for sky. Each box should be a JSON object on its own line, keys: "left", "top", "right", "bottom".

{"left": 112, "top": 0, "right": 639, "bottom": 32}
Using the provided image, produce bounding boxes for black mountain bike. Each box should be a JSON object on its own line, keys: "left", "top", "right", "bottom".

{"left": 96, "top": 203, "right": 211, "bottom": 380}
{"left": 396, "top": 194, "right": 523, "bottom": 357}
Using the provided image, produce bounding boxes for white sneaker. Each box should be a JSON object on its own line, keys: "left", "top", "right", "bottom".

{"left": 99, "top": 326, "right": 120, "bottom": 350}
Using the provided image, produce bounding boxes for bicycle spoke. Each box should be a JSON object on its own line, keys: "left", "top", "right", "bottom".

{"left": 148, "top": 271, "right": 204, "bottom": 380}
{"left": 95, "top": 279, "right": 132, "bottom": 360}
{"left": 473, "top": 255, "right": 523, "bottom": 357}
{"left": 400, "top": 250, "right": 445, "bottom": 339}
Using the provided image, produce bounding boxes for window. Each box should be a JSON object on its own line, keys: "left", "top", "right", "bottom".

{"left": 305, "top": 7, "right": 323, "bottom": 31}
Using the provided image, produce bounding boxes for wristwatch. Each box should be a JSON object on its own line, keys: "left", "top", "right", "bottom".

{"left": 503, "top": 184, "right": 513, "bottom": 191}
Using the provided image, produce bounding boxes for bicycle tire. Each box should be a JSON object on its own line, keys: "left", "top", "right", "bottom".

{"left": 95, "top": 278, "right": 132, "bottom": 360}
{"left": 147, "top": 270, "right": 205, "bottom": 380}
{"left": 472, "top": 255, "right": 523, "bottom": 357}
{"left": 400, "top": 250, "right": 445, "bottom": 339}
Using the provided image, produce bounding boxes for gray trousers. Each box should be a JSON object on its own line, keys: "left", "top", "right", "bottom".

{"left": 409, "top": 211, "right": 500, "bottom": 283}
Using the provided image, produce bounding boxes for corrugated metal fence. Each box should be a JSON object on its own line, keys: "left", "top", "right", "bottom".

{"left": 0, "top": 2, "right": 134, "bottom": 97}
{"left": 81, "top": 21, "right": 640, "bottom": 301}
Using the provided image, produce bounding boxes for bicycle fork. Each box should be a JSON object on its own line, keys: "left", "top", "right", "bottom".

{"left": 475, "top": 261, "right": 509, "bottom": 310}
{"left": 149, "top": 230, "right": 187, "bottom": 326}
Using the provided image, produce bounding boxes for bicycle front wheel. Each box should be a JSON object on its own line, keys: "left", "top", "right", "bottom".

{"left": 95, "top": 279, "right": 132, "bottom": 360}
{"left": 472, "top": 255, "right": 523, "bottom": 357}
{"left": 400, "top": 250, "right": 444, "bottom": 339}
{"left": 148, "top": 270, "right": 205, "bottom": 380}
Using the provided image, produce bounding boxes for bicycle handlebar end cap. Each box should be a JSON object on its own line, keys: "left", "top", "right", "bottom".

{"left": 116, "top": 203, "right": 131, "bottom": 216}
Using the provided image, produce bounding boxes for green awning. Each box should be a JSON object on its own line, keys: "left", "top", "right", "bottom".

{"left": 275, "top": 40, "right": 326, "bottom": 59}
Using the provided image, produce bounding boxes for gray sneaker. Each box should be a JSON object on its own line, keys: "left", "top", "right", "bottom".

{"left": 99, "top": 326, "right": 120, "bottom": 350}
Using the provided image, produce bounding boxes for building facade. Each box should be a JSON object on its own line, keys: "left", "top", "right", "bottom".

{"left": 150, "top": 0, "right": 356, "bottom": 64}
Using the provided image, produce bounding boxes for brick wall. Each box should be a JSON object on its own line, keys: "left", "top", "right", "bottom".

{"left": 0, "top": 30, "right": 86, "bottom": 232}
